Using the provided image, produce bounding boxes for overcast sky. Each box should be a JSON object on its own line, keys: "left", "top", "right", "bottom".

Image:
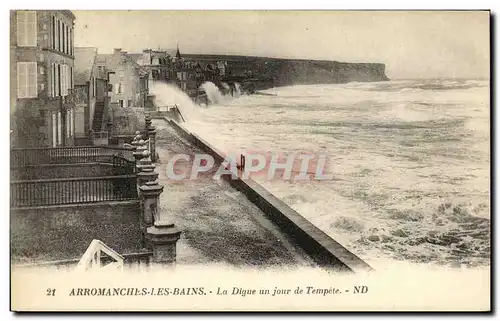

{"left": 73, "top": 10, "right": 489, "bottom": 79}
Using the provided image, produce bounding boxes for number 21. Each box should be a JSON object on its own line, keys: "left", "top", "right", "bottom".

{"left": 46, "top": 288, "right": 56, "bottom": 296}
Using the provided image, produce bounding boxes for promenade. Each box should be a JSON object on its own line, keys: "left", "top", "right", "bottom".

{"left": 153, "top": 119, "right": 314, "bottom": 267}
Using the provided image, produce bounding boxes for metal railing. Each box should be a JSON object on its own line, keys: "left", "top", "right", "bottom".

{"left": 11, "top": 146, "right": 135, "bottom": 167}
{"left": 10, "top": 175, "right": 137, "bottom": 208}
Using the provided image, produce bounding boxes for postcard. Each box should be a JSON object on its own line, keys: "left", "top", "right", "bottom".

{"left": 9, "top": 10, "right": 490, "bottom": 312}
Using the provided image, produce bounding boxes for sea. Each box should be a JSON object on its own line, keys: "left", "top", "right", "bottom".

{"left": 150, "top": 79, "right": 490, "bottom": 270}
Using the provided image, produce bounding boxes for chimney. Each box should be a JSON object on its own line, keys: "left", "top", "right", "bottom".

{"left": 113, "top": 48, "right": 122, "bottom": 55}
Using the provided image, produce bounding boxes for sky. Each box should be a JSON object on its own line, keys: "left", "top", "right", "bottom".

{"left": 73, "top": 10, "right": 490, "bottom": 79}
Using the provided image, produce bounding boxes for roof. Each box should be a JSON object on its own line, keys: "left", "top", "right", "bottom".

{"left": 74, "top": 47, "right": 98, "bottom": 85}
{"left": 97, "top": 52, "right": 148, "bottom": 77}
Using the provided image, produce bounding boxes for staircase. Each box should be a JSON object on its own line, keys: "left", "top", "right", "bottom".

{"left": 92, "top": 101, "right": 105, "bottom": 132}
{"left": 75, "top": 239, "right": 124, "bottom": 272}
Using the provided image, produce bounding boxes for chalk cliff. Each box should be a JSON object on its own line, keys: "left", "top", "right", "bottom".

{"left": 183, "top": 54, "right": 390, "bottom": 87}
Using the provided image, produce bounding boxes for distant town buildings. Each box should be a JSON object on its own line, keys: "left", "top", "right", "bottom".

{"left": 10, "top": 10, "right": 76, "bottom": 148}
{"left": 134, "top": 45, "right": 230, "bottom": 98}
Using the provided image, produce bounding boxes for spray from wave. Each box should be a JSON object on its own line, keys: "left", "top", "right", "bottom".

{"left": 200, "top": 82, "right": 227, "bottom": 105}
{"left": 200, "top": 81, "right": 244, "bottom": 104}
{"left": 234, "top": 83, "right": 242, "bottom": 97}
{"left": 149, "top": 81, "right": 199, "bottom": 122}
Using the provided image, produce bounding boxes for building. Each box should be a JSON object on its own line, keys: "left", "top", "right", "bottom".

{"left": 74, "top": 47, "right": 110, "bottom": 141}
{"left": 135, "top": 49, "right": 175, "bottom": 82}
{"left": 10, "top": 10, "right": 76, "bottom": 148}
{"left": 172, "top": 47, "right": 202, "bottom": 97}
{"left": 97, "top": 48, "right": 149, "bottom": 109}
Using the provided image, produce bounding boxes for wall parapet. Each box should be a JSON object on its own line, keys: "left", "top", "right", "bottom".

{"left": 165, "top": 117, "right": 373, "bottom": 273}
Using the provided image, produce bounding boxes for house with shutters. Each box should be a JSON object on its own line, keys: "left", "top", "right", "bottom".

{"left": 10, "top": 10, "right": 76, "bottom": 148}
{"left": 97, "top": 49, "right": 149, "bottom": 109}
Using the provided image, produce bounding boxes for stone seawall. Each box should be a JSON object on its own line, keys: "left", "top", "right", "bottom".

{"left": 166, "top": 117, "right": 373, "bottom": 273}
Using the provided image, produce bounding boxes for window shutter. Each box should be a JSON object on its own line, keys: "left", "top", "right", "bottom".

{"left": 64, "top": 65, "right": 67, "bottom": 95}
{"left": 17, "top": 63, "right": 27, "bottom": 98}
{"left": 60, "top": 21, "right": 63, "bottom": 52}
{"left": 70, "top": 109, "right": 74, "bottom": 136}
{"left": 52, "top": 63, "right": 56, "bottom": 96}
{"left": 52, "top": 112, "right": 57, "bottom": 147}
{"left": 62, "top": 65, "right": 66, "bottom": 95}
{"left": 56, "top": 64, "right": 60, "bottom": 96}
{"left": 65, "top": 65, "right": 69, "bottom": 95}
{"left": 27, "top": 62, "right": 37, "bottom": 98}
{"left": 68, "top": 28, "right": 71, "bottom": 55}
{"left": 66, "top": 110, "right": 70, "bottom": 138}
{"left": 60, "top": 65, "right": 64, "bottom": 95}
{"left": 57, "top": 111, "right": 62, "bottom": 145}
{"left": 55, "top": 18, "right": 59, "bottom": 51}
{"left": 16, "top": 11, "right": 26, "bottom": 46}
{"left": 26, "top": 11, "right": 37, "bottom": 46}
{"left": 48, "top": 63, "right": 52, "bottom": 97}
{"left": 53, "top": 63, "right": 57, "bottom": 96}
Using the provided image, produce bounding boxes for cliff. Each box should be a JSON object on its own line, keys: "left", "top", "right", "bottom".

{"left": 183, "top": 54, "right": 389, "bottom": 87}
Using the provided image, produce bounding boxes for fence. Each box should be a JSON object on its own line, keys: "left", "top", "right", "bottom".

{"left": 10, "top": 175, "right": 137, "bottom": 208}
{"left": 11, "top": 146, "right": 134, "bottom": 167}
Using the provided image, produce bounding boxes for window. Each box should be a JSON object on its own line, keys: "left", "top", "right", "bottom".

{"left": 116, "top": 82, "right": 125, "bottom": 94}
{"left": 58, "top": 20, "right": 62, "bottom": 52}
{"left": 65, "top": 24, "right": 69, "bottom": 54}
{"left": 62, "top": 23, "right": 66, "bottom": 53}
{"left": 93, "top": 78, "right": 97, "bottom": 97}
{"left": 54, "top": 63, "right": 60, "bottom": 96}
{"left": 119, "top": 100, "right": 124, "bottom": 108}
{"left": 128, "top": 100, "right": 132, "bottom": 107}
{"left": 17, "top": 11, "right": 37, "bottom": 47}
{"left": 57, "top": 111, "right": 62, "bottom": 145}
{"left": 51, "top": 16, "right": 55, "bottom": 49}
{"left": 70, "top": 67, "right": 73, "bottom": 89}
{"left": 17, "top": 62, "right": 37, "bottom": 98}
{"left": 70, "top": 28, "right": 73, "bottom": 55}
{"left": 58, "top": 64, "right": 69, "bottom": 96}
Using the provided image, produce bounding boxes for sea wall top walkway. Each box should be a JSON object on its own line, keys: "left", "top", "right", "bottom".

{"left": 153, "top": 119, "right": 314, "bottom": 267}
